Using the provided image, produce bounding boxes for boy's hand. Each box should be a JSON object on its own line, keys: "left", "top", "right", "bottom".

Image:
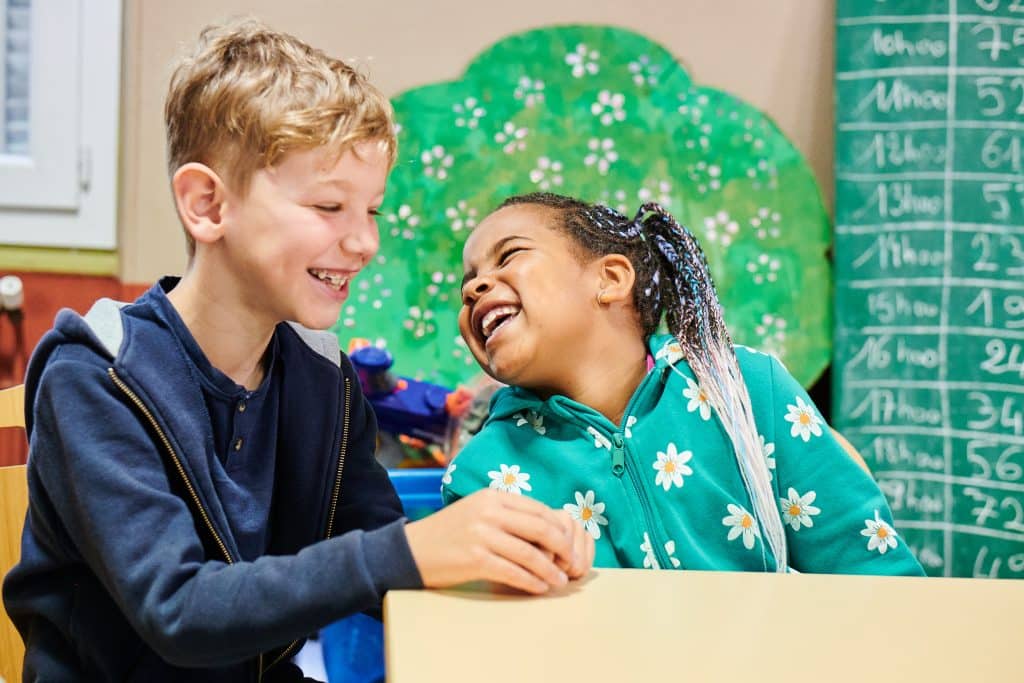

{"left": 404, "top": 489, "right": 595, "bottom": 594}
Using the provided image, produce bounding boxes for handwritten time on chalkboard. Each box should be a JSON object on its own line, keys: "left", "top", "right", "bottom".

{"left": 833, "top": 0, "right": 1024, "bottom": 579}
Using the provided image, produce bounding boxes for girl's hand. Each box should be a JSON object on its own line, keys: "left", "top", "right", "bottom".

{"left": 555, "top": 508, "right": 595, "bottom": 580}
{"left": 404, "top": 489, "right": 594, "bottom": 594}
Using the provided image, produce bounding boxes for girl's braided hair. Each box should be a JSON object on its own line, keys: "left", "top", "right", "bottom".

{"left": 497, "top": 192, "right": 788, "bottom": 571}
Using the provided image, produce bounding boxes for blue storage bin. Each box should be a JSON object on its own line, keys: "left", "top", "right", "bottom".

{"left": 321, "top": 468, "right": 444, "bottom": 682}
{"left": 389, "top": 467, "right": 446, "bottom": 521}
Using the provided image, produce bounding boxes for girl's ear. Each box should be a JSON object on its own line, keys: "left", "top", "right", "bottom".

{"left": 172, "top": 162, "right": 227, "bottom": 246}
{"left": 595, "top": 253, "right": 636, "bottom": 306}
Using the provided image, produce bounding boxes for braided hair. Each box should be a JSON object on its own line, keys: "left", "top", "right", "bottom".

{"left": 497, "top": 192, "right": 788, "bottom": 572}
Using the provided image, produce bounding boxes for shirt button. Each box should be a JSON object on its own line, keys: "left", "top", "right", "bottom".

{"left": 238, "top": 401, "right": 246, "bottom": 413}
{"left": 233, "top": 437, "right": 243, "bottom": 451}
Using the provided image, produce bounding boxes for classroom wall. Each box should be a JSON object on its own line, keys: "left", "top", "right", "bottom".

{"left": 118, "top": 0, "right": 836, "bottom": 284}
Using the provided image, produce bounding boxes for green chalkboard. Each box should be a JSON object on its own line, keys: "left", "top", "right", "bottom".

{"left": 833, "top": 0, "right": 1024, "bottom": 578}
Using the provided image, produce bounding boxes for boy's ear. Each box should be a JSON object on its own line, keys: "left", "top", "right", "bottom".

{"left": 596, "top": 253, "right": 636, "bottom": 305}
{"left": 172, "top": 162, "right": 227, "bottom": 246}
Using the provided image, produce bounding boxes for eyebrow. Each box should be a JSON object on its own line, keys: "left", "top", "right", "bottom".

{"left": 461, "top": 235, "right": 527, "bottom": 289}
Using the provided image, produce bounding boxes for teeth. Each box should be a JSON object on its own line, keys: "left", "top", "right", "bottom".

{"left": 481, "top": 305, "right": 520, "bottom": 338}
{"left": 310, "top": 269, "right": 350, "bottom": 290}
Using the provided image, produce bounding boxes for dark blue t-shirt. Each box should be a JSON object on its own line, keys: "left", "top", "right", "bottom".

{"left": 154, "top": 292, "right": 279, "bottom": 561}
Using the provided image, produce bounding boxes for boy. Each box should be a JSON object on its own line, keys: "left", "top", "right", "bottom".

{"left": 2, "top": 21, "right": 591, "bottom": 682}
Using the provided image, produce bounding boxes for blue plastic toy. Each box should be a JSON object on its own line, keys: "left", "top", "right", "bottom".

{"left": 350, "top": 345, "right": 454, "bottom": 447}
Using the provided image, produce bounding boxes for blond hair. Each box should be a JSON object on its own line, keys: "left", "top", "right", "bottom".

{"left": 165, "top": 19, "right": 396, "bottom": 254}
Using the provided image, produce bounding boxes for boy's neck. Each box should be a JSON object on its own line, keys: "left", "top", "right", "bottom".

{"left": 166, "top": 271, "right": 275, "bottom": 391}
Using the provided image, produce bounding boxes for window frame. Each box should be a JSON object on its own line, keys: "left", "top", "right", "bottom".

{"left": 0, "top": 0, "right": 121, "bottom": 250}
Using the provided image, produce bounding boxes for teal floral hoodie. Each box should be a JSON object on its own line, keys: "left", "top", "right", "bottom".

{"left": 442, "top": 335, "right": 924, "bottom": 575}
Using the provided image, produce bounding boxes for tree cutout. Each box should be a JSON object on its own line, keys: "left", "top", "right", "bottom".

{"left": 333, "top": 25, "right": 831, "bottom": 388}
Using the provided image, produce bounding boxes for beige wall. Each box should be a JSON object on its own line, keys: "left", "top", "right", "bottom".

{"left": 119, "top": 0, "right": 835, "bottom": 283}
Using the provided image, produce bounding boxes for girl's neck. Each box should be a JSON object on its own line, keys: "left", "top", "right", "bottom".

{"left": 547, "top": 333, "right": 649, "bottom": 427}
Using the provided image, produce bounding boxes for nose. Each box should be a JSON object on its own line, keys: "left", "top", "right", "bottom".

{"left": 461, "top": 275, "right": 493, "bottom": 305}
{"left": 341, "top": 214, "right": 380, "bottom": 264}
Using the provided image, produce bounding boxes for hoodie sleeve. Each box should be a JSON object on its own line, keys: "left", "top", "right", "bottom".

{"left": 27, "top": 356, "right": 420, "bottom": 668}
{"left": 748, "top": 352, "right": 925, "bottom": 576}
{"left": 440, "top": 425, "right": 510, "bottom": 505}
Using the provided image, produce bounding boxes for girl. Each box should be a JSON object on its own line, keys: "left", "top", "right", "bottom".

{"left": 443, "top": 192, "right": 923, "bottom": 575}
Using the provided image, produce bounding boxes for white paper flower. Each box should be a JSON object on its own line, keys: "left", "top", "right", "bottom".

{"left": 494, "top": 121, "right": 529, "bottom": 154}
{"left": 652, "top": 443, "right": 693, "bottom": 491}
{"left": 785, "top": 396, "right": 823, "bottom": 442}
{"left": 861, "top": 510, "right": 899, "bottom": 554}
{"left": 590, "top": 90, "right": 626, "bottom": 126}
{"left": 513, "top": 76, "right": 545, "bottom": 107}
{"left": 683, "top": 377, "right": 712, "bottom": 421}
{"left": 487, "top": 464, "right": 533, "bottom": 495}
{"left": 780, "top": 488, "right": 820, "bottom": 531}
{"left": 722, "top": 503, "right": 760, "bottom": 550}
{"left": 563, "top": 490, "right": 609, "bottom": 540}
{"left": 452, "top": 96, "right": 486, "bottom": 129}
{"left": 565, "top": 43, "right": 600, "bottom": 78}
{"left": 583, "top": 137, "right": 618, "bottom": 174}
{"left": 529, "top": 156, "right": 564, "bottom": 190}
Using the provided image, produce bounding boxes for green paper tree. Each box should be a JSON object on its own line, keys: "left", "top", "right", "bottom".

{"left": 333, "top": 25, "right": 832, "bottom": 388}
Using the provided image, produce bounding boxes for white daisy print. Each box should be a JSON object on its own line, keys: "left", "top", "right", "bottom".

{"left": 683, "top": 377, "right": 712, "bottom": 420}
{"left": 513, "top": 410, "right": 546, "bottom": 435}
{"left": 639, "top": 532, "right": 681, "bottom": 569}
{"left": 664, "top": 540, "right": 682, "bottom": 568}
{"left": 785, "top": 396, "right": 823, "bottom": 442}
{"left": 624, "top": 415, "right": 637, "bottom": 439}
{"left": 655, "top": 340, "right": 683, "bottom": 364}
{"left": 640, "top": 532, "right": 659, "bottom": 569}
{"left": 861, "top": 510, "right": 899, "bottom": 554}
{"left": 586, "top": 426, "right": 611, "bottom": 450}
{"left": 441, "top": 461, "right": 456, "bottom": 488}
{"left": 761, "top": 435, "right": 776, "bottom": 479}
{"left": 563, "top": 490, "right": 609, "bottom": 540}
{"left": 487, "top": 464, "right": 533, "bottom": 495}
{"left": 723, "top": 503, "right": 760, "bottom": 550}
{"left": 652, "top": 443, "right": 693, "bottom": 491}
{"left": 780, "top": 488, "right": 820, "bottom": 531}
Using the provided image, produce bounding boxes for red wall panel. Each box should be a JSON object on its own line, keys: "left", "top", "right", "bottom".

{"left": 0, "top": 273, "right": 150, "bottom": 466}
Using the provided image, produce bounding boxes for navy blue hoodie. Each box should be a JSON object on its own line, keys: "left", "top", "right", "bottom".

{"left": 2, "top": 280, "right": 422, "bottom": 681}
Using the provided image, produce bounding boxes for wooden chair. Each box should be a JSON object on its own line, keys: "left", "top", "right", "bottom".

{"left": 831, "top": 427, "right": 872, "bottom": 475}
{"left": 0, "top": 384, "right": 26, "bottom": 683}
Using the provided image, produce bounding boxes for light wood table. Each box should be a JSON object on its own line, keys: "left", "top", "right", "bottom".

{"left": 384, "top": 568, "right": 1024, "bottom": 682}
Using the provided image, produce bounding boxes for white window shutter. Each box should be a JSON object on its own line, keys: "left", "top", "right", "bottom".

{"left": 0, "top": 0, "right": 80, "bottom": 210}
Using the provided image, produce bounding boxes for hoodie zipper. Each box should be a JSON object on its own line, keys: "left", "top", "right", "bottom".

{"left": 325, "top": 377, "right": 353, "bottom": 540}
{"left": 108, "top": 369, "right": 234, "bottom": 565}
{"left": 607, "top": 430, "right": 673, "bottom": 569}
{"left": 110, "top": 369, "right": 257, "bottom": 676}
{"left": 110, "top": 369, "right": 353, "bottom": 681}
{"left": 263, "top": 376, "right": 353, "bottom": 675}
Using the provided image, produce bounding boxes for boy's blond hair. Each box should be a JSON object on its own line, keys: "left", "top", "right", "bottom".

{"left": 165, "top": 19, "right": 396, "bottom": 255}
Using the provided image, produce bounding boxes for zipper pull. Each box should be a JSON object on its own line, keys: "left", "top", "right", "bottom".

{"left": 611, "top": 433, "right": 625, "bottom": 476}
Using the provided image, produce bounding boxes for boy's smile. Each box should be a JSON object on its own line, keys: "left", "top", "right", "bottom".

{"left": 459, "top": 204, "right": 601, "bottom": 394}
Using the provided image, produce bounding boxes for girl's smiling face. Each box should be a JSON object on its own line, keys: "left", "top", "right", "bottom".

{"left": 458, "top": 204, "right": 603, "bottom": 394}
